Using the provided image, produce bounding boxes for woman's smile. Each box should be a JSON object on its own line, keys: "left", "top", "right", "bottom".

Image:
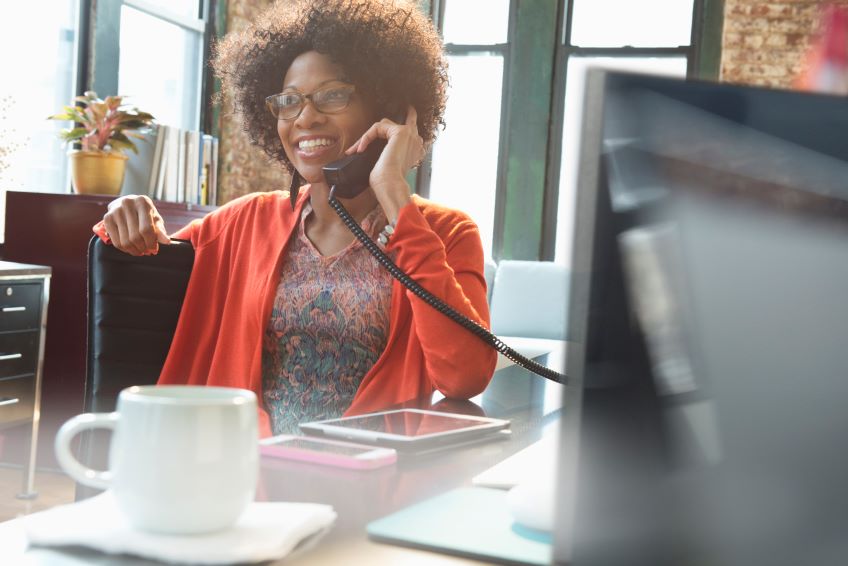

{"left": 294, "top": 135, "right": 339, "bottom": 159}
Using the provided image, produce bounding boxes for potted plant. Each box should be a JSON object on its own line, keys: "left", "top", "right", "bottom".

{"left": 48, "top": 91, "right": 155, "bottom": 195}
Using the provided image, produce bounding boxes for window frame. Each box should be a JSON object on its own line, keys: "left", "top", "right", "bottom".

{"left": 82, "top": 0, "right": 215, "bottom": 136}
{"left": 541, "top": 0, "right": 725, "bottom": 260}
{"left": 416, "top": 0, "right": 514, "bottom": 260}
{"left": 417, "top": 0, "right": 514, "bottom": 206}
{"left": 424, "top": 0, "right": 724, "bottom": 261}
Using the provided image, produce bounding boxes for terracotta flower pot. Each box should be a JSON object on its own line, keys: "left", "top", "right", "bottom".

{"left": 69, "top": 150, "right": 128, "bottom": 196}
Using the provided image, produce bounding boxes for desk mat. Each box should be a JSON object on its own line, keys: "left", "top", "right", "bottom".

{"left": 366, "top": 487, "right": 552, "bottom": 565}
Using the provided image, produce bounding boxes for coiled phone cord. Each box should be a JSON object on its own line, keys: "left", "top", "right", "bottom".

{"left": 329, "top": 188, "right": 568, "bottom": 385}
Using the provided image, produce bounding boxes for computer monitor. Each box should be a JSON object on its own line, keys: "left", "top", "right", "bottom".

{"left": 555, "top": 69, "right": 848, "bottom": 565}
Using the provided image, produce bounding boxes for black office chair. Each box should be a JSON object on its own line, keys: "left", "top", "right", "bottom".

{"left": 76, "top": 236, "right": 194, "bottom": 500}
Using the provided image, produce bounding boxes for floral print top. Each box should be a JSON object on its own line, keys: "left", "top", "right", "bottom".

{"left": 261, "top": 201, "right": 393, "bottom": 434}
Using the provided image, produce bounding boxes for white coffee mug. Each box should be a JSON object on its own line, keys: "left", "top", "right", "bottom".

{"left": 55, "top": 385, "right": 259, "bottom": 534}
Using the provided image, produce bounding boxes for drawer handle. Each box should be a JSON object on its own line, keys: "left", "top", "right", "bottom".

{"left": 0, "top": 397, "right": 20, "bottom": 407}
{"left": 0, "top": 353, "right": 22, "bottom": 361}
{"left": 2, "top": 306, "right": 26, "bottom": 313}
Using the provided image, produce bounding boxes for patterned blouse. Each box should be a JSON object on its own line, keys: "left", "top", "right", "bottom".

{"left": 261, "top": 201, "right": 394, "bottom": 434}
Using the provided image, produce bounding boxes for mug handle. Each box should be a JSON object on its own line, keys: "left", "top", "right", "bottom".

{"left": 54, "top": 412, "right": 120, "bottom": 490}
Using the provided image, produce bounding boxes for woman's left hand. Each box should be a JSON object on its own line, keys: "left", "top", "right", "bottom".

{"left": 346, "top": 105, "right": 424, "bottom": 221}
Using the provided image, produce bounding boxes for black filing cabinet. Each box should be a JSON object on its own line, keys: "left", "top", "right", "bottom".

{"left": 0, "top": 261, "right": 50, "bottom": 498}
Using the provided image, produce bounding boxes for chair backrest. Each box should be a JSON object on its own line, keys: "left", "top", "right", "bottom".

{"left": 84, "top": 236, "right": 195, "bottom": 412}
{"left": 489, "top": 260, "right": 569, "bottom": 340}
{"left": 77, "top": 236, "right": 194, "bottom": 499}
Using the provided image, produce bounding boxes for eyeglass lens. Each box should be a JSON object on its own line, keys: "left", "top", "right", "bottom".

{"left": 268, "top": 85, "right": 354, "bottom": 120}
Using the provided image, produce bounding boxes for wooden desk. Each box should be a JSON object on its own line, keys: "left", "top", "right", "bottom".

{"left": 0, "top": 346, "right": 567, "bottom": 564}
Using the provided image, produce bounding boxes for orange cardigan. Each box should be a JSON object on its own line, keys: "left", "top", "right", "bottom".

{"left": 95, "top": 188, "right": 496, "bottom": 437}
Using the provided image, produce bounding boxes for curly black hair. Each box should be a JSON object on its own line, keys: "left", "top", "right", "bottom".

{"left": 213, "top": 0, "right": 448, "bottom": 176}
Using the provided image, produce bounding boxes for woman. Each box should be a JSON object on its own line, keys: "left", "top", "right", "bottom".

{"left": 96, "top": 0, "right": 496, "bottom": 436}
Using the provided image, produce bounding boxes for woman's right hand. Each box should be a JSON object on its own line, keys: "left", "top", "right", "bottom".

{"left": 102, "top": 195, "right": 170, "bottom": 256}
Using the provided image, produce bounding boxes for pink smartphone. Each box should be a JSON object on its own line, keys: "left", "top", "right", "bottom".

{"left": 259, "top": 434, "right": 397, "bottom": 470}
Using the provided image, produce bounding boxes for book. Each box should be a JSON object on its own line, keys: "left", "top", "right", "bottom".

{"left": 183, "top": 130, "right": 192, "bottom": 204}
{"left": 147, "top": 125, "right": 167, "bottom": 198}
{"left": 200, "top": 134, "right": 213, "bottom": 205}
{"left": 145, "top": 127, "right": 215, "bottom": 204}
{"left": 152, "top": 125, "right": 170, "bottom": 200}
{"left": 209, "top": 136, "right": 219, "bottom": 206}
{"left": 188, "top": 130, "right": 201, "bottom": 204}
{"left": 162, "top": 126, "right": 181, "bottom": 202}
{"left": 176, "top": 130, "right": 186, "bottom": 203}
{"left": 121, "top": 126, "right": 159, "bottom": 197}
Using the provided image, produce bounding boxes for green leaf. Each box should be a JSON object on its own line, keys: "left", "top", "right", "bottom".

{"left": 116, "top": 120, "right": 152, "bottom": 131}
{"left": 133, "top": 111, "right": 155, "bottom": 121}
{"left": 68, "top": 108, "right": 90, "bottom": 124}
{"left": 116, "top": 112, "right": 155, "bottom": 123}
{"left": 110, "top": 132, "right": 139, "bottom": 153}
{"left": 59, "top": 127, "right": 87, "bottom": 141}
{"left": 109, "top": 138, "right": 138, "bottom": 154}
{"left": 48, "top": 105, "right": 87, "bottom": 123}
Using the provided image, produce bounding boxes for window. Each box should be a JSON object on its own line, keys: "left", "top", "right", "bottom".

{"left": 570, "top": 0, "right": 694, "bottom": 48}
{"left": 424, "top": 0, "right": 714, "bottom": 262}
{"left": 118, "top": 1, "right": 206, "bottom": 131}
{"left": 554, "top": 56, "right": 689, "bottom": 266}
{"left": 0, "top": 0, "right": 210, "bottom": 230}
{"left": 0, "top": 0, "right": 213, "bottom": 239}
{"left": 0, "top": 2, "right": 79, "bottom": 193}
{"left": 426, "top": 0, "right": 511, "bottom": 258}
{"left": 0, "top": 1, "right": 80, "bottom": 240}
{"left": 551, "top": 0, "right": 702, "bottom": 265}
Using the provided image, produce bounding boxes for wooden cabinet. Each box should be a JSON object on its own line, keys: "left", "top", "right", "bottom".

{"left": 2, "top": 190, "right": 214, "bottom": 470}
{"left": 0, "top": 263, "right": 50, "bottom": 498}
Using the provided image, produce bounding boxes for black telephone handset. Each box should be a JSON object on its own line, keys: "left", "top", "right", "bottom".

{"left": 322, "top": 139, "right": 386, "bottom": 199}
{"left": 322, "top": 131, "right": 566, "bottom": 384}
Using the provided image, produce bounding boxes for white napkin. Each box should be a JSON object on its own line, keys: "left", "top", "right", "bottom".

{"left": 23, "top": 491, "right": 337, "bottom": 564}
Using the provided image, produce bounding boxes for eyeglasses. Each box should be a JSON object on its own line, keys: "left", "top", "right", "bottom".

{"left": 265, "top": 84, "right": 356, "bottom": 121}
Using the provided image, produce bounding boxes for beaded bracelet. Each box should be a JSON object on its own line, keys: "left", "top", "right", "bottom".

{"left": 377, "top": 220, "right": 396, "bottom": 247}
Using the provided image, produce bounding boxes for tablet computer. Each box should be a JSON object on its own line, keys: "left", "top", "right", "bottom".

{"left": 299, "top": 409, "right": 510, "bottom": 450}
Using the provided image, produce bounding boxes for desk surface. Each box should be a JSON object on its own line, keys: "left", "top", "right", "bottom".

{"left": 0, "top": 342, "right": 567, "bottom": 565}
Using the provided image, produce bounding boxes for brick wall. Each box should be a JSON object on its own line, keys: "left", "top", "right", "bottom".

{"left": 721, "top": 0, "right": 848, "bottom": 88}
{"left": 216, "top": 0, "right": 290, "bottom": 205}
